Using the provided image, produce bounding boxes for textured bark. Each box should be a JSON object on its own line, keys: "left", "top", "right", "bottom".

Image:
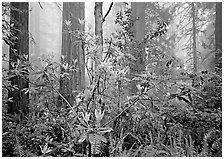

{"left": 192, "top": 2, "right": 197, "bottom": 75}
{"left": 94, "top": 2, "right": 103, "bottom": 66}
{"left": 8, "top": 2, "right": 29, "bottom": 115}
{"left": 130, "top": 2, "right": 146, "bottom": 95}
{"left": 215, "top": 2, "right": 222, "bottom": 69}
{"left": 59, "top": 2, "right": 85, "bottom": 106}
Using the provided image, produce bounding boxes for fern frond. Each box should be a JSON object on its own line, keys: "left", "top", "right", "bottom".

{"left": 89, "top": 133, "right": 104, "bottom": 156}
{"left": 15, "top": 134, "right": 26, "bottom": 157}
{"left": 200, "top": 128, "right": 221, "bottom": 157}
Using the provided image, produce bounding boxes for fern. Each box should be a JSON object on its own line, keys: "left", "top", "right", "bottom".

{"left": 14, "top": 124, "right": 26, "bottom": 157}
{"left": 89, "top": 133, "right": 104, "bottom": 156}
{"left": 200, "top": 128, "right": 221, "bottom": 157}
{"left": 14, "top": 134, "right": 37, "bottom": 157}
{"left": 15, "top": 134, "right": 26, "bottom": 157}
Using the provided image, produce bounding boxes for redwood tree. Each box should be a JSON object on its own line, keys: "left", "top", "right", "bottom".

{"left": 94, "top": 2, "right": 103, "bottom": 66}
{"left": 215, "top": 2, "right": 222, "bottom": 69}
{"left": 130, "top": 2, "right": 146, "bottom": 95}
{"left": 59, "top": 2, "right": 85, "bottom": 106}
{"left": 8, "top": 2, "right": 29, "bottom": 116}
{"left": 192, "top": 2, "right": 197, "bottom": 75}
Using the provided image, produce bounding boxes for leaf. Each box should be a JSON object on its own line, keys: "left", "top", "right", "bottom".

{"left": 8, "top": 97, "right": 13, "bottom": 103}
{"left": 75, "top": 124, "right": 87, "bottom": 131}
{"left": 97, "top": 127, "right": 113, "bottom": 133}
{"left": 136, "top": 84, "right": 144, "bottom": 91}
{"left": 65, "top": 20, "right": 72, "bottom": 27}
{"left": 12, "top": 84, "right": 19, "bottom": 90}
{"left": 81, "top": 112, "right": 90, "bottom": 123}
{"left": 77, "top": 117, "right": 88, "bottom": 127}
{"left": 176, "top": 96, "right": 192, "bottom": 106}
{"left": 78, "top": 132, "right": 87, "bottom": 143}
{"left": 21, "top": 88, "right": 29, "bottom": 94}
{"left": 78, "top": 18, "right": 85, "bottom": 25}
{"left": 95, "top": 109, "right": 104, "bottom": 123}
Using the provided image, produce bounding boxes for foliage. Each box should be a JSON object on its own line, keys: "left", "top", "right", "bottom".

{"left": 2, "top": 2, "right": 221, "bottom": 157}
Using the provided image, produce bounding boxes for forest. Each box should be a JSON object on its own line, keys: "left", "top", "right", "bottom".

{"left": 2, "top": 2, "right": 222, "bottom": 157}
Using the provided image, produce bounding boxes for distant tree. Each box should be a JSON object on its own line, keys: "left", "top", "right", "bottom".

{"left": 145, "top": 2, "right": 174, "bottom": 77}
{"left": 191, "top": 2, "right": 197, "bottom": 86}
{"left": 8, "top": 2, "right": 29, "bottom": 116}
{"left": 59, "top": 2, "right": 85, "bottom": 107}
{"left": 215, "top": 2, "right": 222, "bottom": 69}
{"left": 192, "top": 3, "right": 197, "bottom": 75}
{"left": 29, "top": 2, "right": 40, "bottom": 64}
{"left": 129, "top": 2, "right": 146, "bottom": 95}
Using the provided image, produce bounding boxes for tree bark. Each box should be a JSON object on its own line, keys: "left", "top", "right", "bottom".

{"left": 8, "top": 2, "right": 29, "bottom": 116}
{"left": 59, "top": 2, "right": 85, "bottom": 107}
{"left": 130, "top": 2, "right": 146, "bottom": 95}
{"left": 94, "top": 2, "right": 103, "bottom": 67}
{"left": 191, "top": 2, "right": 198, "bottom": 87}
{"left": 192, "top": 2, "right": 197, "bottom": 75}
{"left": 215, "top": 2, "right": 222, "bottom": 69}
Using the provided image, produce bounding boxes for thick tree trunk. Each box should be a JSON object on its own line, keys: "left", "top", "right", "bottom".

{"left": 130, "top": 2, "right": 146, "bottom": 95}
{"left": 94, "top": 2, "right": 103, "bottom": 67}
{"left": 215, "top": 2, "right": 222, "bottom": 69}
{"left": 8, "top": 2, "right": 29, "bottom": 116}
{"left": 59, "top": 2, "right": 85, "bottom": 107}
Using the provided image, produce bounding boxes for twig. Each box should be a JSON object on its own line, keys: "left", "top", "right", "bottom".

{"left": 38, "top": 2, "right": 43, "bottom": 9}
{"left": 102, "top": 2, "right": 113, "bottom": 22}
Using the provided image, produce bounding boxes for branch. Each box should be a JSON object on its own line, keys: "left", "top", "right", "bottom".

{"left": 102, "top": 2, "right": 113, "bottom": 22}
{"left": 38, "top": 2, "right": 44, "bottom": 9}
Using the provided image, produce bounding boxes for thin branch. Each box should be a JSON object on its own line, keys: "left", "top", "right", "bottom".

{"left": 38, "top": 2, "right": 44, "bottom": 9}
{"left": 102, "top": 2, "right": 114, "bottom": 22}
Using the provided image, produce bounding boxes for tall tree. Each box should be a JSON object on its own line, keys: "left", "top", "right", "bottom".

{"left": 59, "top": 2, "right": 85, "bottom": 106}
{"left": 192, "top": 2, "right": 197, "bottom": 75}
{"left": 29, "top": 3, "right": 40, "bottom": 66}
{"left": 191, "top": 2, "right": 198, "bottom": 87}
{"left": 8, "top": 2, "right": 29, "bottom": 116}
{"left": 94, "top": 2, "right": 103, "bottom": 67}
{"left": 215, "top": 2, "right": 222, "bottom": 69}
{"left": 130, "top": 2, "right": 146, "bottom": 95}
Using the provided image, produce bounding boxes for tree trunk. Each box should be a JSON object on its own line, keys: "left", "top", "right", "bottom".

{"left": 192, "top": 2, "right": 197, "bottom": 86}
{"left": 192, "top": 2, "right": 197, "bottom": 74}
{"left": 59, "top": 2, "right": 85, "bottom": 107}
{"left": 130, "top": 2, "right": 146, "bottom": 95}
{"left": 30, "top": 3, "right": 40, "bottom": 66}
{"left": 94, "top": 2, "right": 103, "bottom": 67}
{"left": 215, "top": 2, "right": 222, "bottom": 69}
{"left": 8, "top": 2, "right": 29, "bottom": 116}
